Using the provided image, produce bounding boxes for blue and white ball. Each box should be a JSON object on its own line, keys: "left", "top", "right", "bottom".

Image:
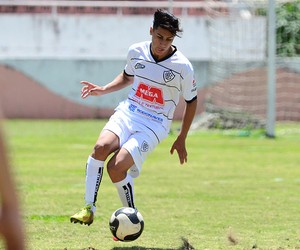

{"left": 109, "top": 207, "right": 144, "bottom": 242}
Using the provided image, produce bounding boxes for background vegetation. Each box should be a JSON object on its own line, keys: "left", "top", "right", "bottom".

{"left": 257, "top": 0, "right": 300, "bottom": 56}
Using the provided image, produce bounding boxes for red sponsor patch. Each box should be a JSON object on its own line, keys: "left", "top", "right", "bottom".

{"left": 135, "top": 83, "right": 164, "bottom": 105}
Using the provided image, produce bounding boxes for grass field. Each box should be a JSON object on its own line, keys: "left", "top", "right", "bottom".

{"left": 1, "top": 120, "right": 300, "bottom": 250}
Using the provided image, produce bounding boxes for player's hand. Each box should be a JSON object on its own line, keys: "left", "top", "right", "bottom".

{"left": 80, "top": 81, "right": 104, "bottom": 98}
{"left": 170, "top": 136, "right": 187, "bottom": 164}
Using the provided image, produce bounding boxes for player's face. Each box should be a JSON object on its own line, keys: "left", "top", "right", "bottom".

{"left": 150, "top": 27, "right": 175, "bottom": 60}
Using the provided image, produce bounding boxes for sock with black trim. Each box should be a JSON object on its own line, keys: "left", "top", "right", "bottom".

{"left": 85, "top": 155, "right": 104, "bottom": 212}
{"left": 114, "top": 174, "right": 135, "bottom": 208}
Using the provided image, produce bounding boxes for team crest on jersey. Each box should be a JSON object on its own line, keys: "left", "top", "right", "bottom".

{"left": 163, "top": 70, "right": 175, "bottom": 83}
{"left": 141, "top": 141, "right": 149, "bottom": 152}
{"left": 135, "top": 63, "right": 145, "bottom": 69}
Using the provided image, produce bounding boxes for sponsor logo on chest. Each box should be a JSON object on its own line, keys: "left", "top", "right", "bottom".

{"left": 134, "top": 83, "right": 164, "bottom": 105}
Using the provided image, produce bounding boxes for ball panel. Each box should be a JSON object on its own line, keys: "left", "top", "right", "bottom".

{"left": 115, "top": 214, "right": 142, "bottom": 240}
{"left": 136, "top": 211, "right": 144, "bottom": 221}
{"left": 109, "top": 216, "right": 119, "bottom": 238}
{"left": 109, "top": 207, "right": 144, "bottom": 242}
{"left": 123, "top": 219, "right": 144, "bottom": 241}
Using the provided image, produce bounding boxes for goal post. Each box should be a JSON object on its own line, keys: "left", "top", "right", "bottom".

{"left": 266, "top": 0, "right": 276, "bottom": 138}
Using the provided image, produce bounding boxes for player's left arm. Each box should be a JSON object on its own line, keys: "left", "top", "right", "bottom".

{"left": 81, "top": 71, "right": 133, "bottom": 99}
{"left": 170, "top": 96, "right": 197, "bottom": 164}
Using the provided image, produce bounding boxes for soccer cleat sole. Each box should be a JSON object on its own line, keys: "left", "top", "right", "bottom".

{"left": 70, "top": 217, "right": 93, "bottom": 226}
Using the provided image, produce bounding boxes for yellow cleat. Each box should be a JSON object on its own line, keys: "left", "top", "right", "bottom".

{"left": 70, "top": 204, "right": 94, "bottom": 226}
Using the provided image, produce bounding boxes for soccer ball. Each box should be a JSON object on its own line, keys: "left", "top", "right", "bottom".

{"left": 109, "top": 207, "right": 144, "bottom": 242}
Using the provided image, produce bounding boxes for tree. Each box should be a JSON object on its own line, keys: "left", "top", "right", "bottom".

{"left": 256, "top": 0, "right": 300, "bottom": 56}
{"left": 276, "top": 0, "right": 300, "bottom": 56}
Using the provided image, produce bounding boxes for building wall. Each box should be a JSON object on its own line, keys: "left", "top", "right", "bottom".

{"left": 1, "top": 13, "right": 284, "bottom": 120}
{"left": 0, "top": 14, "right": 212, "bottom": 60}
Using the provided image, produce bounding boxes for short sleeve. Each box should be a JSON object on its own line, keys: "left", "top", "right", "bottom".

{"left": 124, "top": 45, "right": 135, "bottom": 76}
{"left": 181, "top": 62, "right": 197, "bottom": 101}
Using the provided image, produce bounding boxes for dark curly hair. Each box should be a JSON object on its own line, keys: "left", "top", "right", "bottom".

{"left": 153, "top": 9, "right": 183, "bottom": 37}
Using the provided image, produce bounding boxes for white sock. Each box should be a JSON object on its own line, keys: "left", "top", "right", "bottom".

{"left": 114, "top": 174, "right": 135, "bottom": 208}
{"left": 85, "top": 156, "right": 104, "bottom": 212}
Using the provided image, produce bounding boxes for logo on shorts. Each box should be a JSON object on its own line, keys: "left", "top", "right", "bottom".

{"left": 141, "top": 141, "right": 149, "bottom": 152}
{"left": 163, "top": 70, "right": 175, "bottom": 82}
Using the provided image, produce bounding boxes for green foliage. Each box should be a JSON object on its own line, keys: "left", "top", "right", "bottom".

{"left": 1, "top": 120, "right": 300, "bottom": 249}
{"left": 276, "top": 0, "right": 300, "bottom": 56}
{"left": 256, "top": 0, "right": 300, "bottom": 56}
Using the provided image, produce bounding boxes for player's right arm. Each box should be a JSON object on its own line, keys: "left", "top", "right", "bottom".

{"left": 81, "top": 71, "right": 134, "bottom": 99}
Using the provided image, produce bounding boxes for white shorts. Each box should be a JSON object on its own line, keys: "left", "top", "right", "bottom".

{"left": 103, "top": 109, "right": 168, "bottom": 178}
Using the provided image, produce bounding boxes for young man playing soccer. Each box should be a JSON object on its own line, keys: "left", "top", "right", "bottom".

{"left": 70, "top": 9, "right": 198, "bottom": 226}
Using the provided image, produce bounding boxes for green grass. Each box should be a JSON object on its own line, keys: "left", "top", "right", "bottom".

{"left": 1, "top": 120, "right": 300, "bottom": 250}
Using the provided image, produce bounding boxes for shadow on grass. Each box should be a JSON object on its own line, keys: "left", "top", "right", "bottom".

{"left": 78, "top": 237, "right": 195, "bottom": 250}
{"left": 110, "top": 237, "right": 195, "bottom": 250}
{"left": 111, "top": 248, "right": 174, "bottom": 250}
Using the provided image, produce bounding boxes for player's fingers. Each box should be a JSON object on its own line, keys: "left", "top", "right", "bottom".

{"left": 184, "top": 152, "right": 188, "bottom": 163}
{"left": 89, "top": 88, "right": 99, "bottom": 95}
{"left": 81, "top": 82, "right": 93, "bottom": 98}
{"left": 80, "top": 80, "right": 92, "bottom": 86}
{"left": 81, "top": 92, "right": 88, "bottom": 99}
{"left": 81, "top": 88, "right": 91, "bottom": 98}
{"left": 170, "top": 145, "right": 175, "bottom": 154}
{"left": 179, "top": 151, "right": 187, "bottom": 164}
{"left": 179, "top": 154, "right": 185, "bottom": 164}
{"left": 81, "top": 85, "right": 88, "bottom": 93}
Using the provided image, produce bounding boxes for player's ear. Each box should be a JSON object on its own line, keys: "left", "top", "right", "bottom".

{"left": 150, "top": 27, "right": 153, "bottom": 35}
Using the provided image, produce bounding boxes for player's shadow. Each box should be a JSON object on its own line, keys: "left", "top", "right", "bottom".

{"left": 111, "top": 248, "right": 175, "bottom": 250}
{"left": 111, "top": 237, "right": 195, "bottom": 250}
{"left": 80, "top": 238, "right": 195, "bottom": 250}
{"left": 111, "top": 238, "right": 195, "bottom": 250}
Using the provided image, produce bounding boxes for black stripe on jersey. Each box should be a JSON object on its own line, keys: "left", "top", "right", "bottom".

{"left": 185, "top": 96, "right": 198, "bottom": 103}
{"left": 130, "top": 58, "right": 184, "bottom": 80}
{"left": 124, "top": 70, "right": 134, "bottom": 77}
{"left": 164, "top": 99, "right": 177, "bottom": 106}
{"left": 135, "top": 74, "right": 181, "bottom": 92}
{"left": 144, "top": 124, "right": 160, "bottom": 143}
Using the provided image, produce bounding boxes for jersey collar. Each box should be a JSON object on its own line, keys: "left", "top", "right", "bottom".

{"left": 150, "top": 43, "right": 177, "bottom": 63}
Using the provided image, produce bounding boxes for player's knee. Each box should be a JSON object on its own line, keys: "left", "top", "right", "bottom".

{"left": 92, "top": 142, "right": 111, "bottom": 159}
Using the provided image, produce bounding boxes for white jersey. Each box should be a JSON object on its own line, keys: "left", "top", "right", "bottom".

{"left": 116, "top": 41, "right": 197, "bottom": 134}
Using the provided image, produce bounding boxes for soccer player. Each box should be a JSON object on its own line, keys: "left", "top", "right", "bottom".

{"left": 0, "top": 110, "right": 25, "bottom": 250}
{"left": 70, "top": 9, "right": 197, "bottom": 226}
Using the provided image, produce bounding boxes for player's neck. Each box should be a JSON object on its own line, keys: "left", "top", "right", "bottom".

{"left": 151, "top": 45, "right": 175, "bottom": 61}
